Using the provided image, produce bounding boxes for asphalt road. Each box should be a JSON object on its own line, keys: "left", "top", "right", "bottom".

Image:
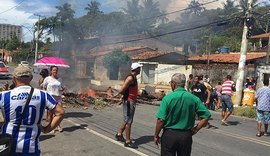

{"left": 1, "top": 66, "right": 270, "bottom": 156}
{"left": 45, "top": 104, "right": 269, "bottom": 156}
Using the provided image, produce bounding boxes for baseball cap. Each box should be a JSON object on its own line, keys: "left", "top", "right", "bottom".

{"left": 13, "top": 65, "right": 33, "bottom": 78}
{"left": 131, "top": 63, "right": 142, "bottom": 70}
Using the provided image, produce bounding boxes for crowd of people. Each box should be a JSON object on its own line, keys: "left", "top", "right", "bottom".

{"left": 1, "top": 63, "right": 269, "bottom": 156}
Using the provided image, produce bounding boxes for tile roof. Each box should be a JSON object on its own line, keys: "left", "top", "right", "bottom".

{"left": 89, "top": 46, "right": 153, "bottom": 57}
{"left": 188, "top": 52, "right": 266, "bottom": 63}
{"left": 250, "top": 33, "right": 270, "bottom": 39}
{"left": 130, "top": 51, "right": 168, "bottom": 60}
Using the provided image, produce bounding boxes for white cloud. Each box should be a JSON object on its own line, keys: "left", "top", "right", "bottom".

{"left": 0, "top": 0, "right": 57, "bottom": 41}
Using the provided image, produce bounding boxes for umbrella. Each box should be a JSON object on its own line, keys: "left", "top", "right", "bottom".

{"left": 34, "top": 57, "right": 70, "bottom": 68}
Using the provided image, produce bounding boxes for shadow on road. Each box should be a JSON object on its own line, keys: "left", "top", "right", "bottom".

{"left": 227, "top": 121, "right": 241, "bottom": 126}
{"left": 134, "top": 135, "right": 153, "bottom": 146}
{"left": 40, "top": 135, "right": 55, "bottom": 141}
{"left": 65, "top": 112, "right": 93, "bottom": 118}
{"left": 63, "top": 124, "right": 88, "bottom": 132}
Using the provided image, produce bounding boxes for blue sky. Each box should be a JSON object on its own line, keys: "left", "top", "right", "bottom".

{"left": 2, "top": 0, "right": 268, "bottom": 41}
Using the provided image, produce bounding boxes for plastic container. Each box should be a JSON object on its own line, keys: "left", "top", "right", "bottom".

{"left": 220, "top": 47, "right": 229, "bottom": 53}
{"left": 242, "top": 89, "right": 255, "bottom": 106}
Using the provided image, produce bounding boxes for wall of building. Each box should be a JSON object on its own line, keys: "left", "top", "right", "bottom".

{"left": 0, "top": 24, "right": 22, "bottom": 41}
{"left": 153, "top": 64, "right": 192, "bottom": 85}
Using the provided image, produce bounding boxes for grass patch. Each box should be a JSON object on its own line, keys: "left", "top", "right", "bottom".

{"left": 233, "top": 106, "right": 256, "bottom": 119}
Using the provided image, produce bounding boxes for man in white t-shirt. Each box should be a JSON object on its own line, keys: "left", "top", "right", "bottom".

{"left": 0, "top": 65, "right": 64, "bottom": 155}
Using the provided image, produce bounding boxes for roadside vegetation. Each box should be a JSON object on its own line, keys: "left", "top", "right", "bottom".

{"left": 233, "top": 106, "right": 257, "bottom": 119}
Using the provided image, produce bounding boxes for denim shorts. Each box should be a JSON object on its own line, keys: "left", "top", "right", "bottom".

{"left": 257, "top": 110, "right": 270, "bottom": 124}
{"left": 221, "top": 94, "right": 234, "bottom": 112}
{"left": 123, "top": 101, "right": 136, "bottom": 124}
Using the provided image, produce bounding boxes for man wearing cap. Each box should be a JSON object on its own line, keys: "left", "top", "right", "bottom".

{"left": 154, "top": 73, "right": 211, "bottom": 156}
{"left": 0, "top": 66, "right": 64, "bottom": 155}
{"left": 115, "top": 62, "right": 142, "bottom": 149}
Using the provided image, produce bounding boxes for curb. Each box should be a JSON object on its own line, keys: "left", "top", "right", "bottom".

{"left": 209, "top": 110, "right": 256, "bottom": 121}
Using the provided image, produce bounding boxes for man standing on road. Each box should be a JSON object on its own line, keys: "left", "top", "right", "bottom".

{"left": 255, "top": 79, "right": 270, "bottom": 137}
{"left": 0, "top": 65, "right": 64, "bottom": 155}
{"left": 221, "top": 75, "right": 235, "bottom": 126}
{"left": 115, "top": 63, "right": 142, "bottom": 149}
{"left": 191, "top": 75, "right": 211, "bottom": 107}
{"left": 154, "top": 73, "right": 211, "bottom": 156}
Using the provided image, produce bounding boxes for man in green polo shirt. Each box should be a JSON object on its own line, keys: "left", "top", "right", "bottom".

{"left": 154, "top": 73, "right": 211, "bottom": 156}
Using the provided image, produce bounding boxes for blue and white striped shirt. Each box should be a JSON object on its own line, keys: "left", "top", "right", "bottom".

{"left": 0, "top": 86, "right": 57, "bottom": 154}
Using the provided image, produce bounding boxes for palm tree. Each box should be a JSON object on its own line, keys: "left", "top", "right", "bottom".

{"left": 159, "top": 10, "right": 169, "bottom": 24}
{"left": 85, "top": 0, "right": 103, "bottom": 16}
{"left": 186, "top": 0, "right": 205, "bottom": 16}
{"left": 123, "top": 0, "right": 141, "bottom": 20}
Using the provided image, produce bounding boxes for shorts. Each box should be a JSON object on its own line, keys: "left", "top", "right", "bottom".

{"left": 123, "top": 101, "right": 136, "bottom": 124}
{"left": 257, "top": 110, "right": 270, "bottom": 124}
{"left": 221, "top": 94, "right": 234, "bottom": 112}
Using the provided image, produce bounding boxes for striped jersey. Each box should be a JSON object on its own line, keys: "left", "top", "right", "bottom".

{"left": 221, "top": 80, "right": 235, "bottom": 96}
{"left": 0, "top": 86, "right": 57, "bottom": 154}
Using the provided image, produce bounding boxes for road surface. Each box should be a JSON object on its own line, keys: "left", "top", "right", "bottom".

{"left": 1, "top": 66, "right": 269, "bottom": 156}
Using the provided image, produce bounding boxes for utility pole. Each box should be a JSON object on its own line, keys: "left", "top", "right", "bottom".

{"left": 235, "top": 0, "right": 252, "bottom": 106}
{"left": 207, "top": 34, "right": 211, "bottom": 75}
{"left": 34, "top": 14, "right": 41, "bottom": 63}
{"left": 266, "top": 35, "right": 270, "bottom": 64}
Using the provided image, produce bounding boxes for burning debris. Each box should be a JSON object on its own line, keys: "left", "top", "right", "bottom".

{"left": 62, "top": 87, "right": 165, "bottom": 109}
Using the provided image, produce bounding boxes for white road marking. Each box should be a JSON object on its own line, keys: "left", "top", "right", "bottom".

{"left": 65, "top": 119, "right": 148, "bottom": 156}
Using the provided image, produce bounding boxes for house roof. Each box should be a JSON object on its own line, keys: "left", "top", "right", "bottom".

{"left": 130, "top": 51, "right": 168, "bottom": 60}
{"left": 188, "top": 52, "right": 266, "bottom": 63}
{"left": 250, "top": 33, "right": 270, "bottom": 39}
{"left": 89, "top": 46, "right": 154, "bottom": 57}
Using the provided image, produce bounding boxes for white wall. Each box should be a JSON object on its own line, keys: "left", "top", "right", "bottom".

{"left": 154, "top": 64, "right": 192, "bottom": 85}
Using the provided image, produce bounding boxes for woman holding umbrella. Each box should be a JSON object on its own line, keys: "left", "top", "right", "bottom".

{"left": 43, "top": 66, "right": 65, "bottom": 132}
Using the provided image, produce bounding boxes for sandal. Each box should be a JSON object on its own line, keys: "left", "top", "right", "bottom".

{"left": 263, "top": 133, "right": 269, "bottom": 136}
{"left": 124, "top": 142, "right": 138, "bottom": 149}
{"left": 115, "top": 133, "right": 125, "bottom": 142}
{"left": 256, "top": 133, "right": 261, "bottom": 137}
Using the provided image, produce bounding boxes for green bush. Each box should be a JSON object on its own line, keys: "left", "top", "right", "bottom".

{"left": 233, "top": 106, "right": 256, "bottom": 119}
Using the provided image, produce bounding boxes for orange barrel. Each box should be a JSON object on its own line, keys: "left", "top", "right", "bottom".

{"left": 242, "top": 89, "right": 255, "bottom": 106}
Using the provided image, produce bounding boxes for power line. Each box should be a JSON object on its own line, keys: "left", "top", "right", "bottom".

{"left": 0, "top": 0, "right": 25, "bottom": 15}
{"left": 103, "top": 16, "right": 241, "bottom": 45}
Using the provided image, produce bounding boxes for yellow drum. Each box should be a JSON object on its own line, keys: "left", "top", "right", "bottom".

{"left": 242, "top": 89, "right": 255, "bottom": 106}
{"left": 231, "top": 92, "right": 236, "bottom": 105}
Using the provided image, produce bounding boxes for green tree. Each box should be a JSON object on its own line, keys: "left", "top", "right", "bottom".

{"left": 5, "top": 37, "right": 20, "bottom": 51}
{"left": 85, "top": 0, "right": 103, "bottom": 16}
{"left": 103, "top": 49, "right": 131, "bottom": 80}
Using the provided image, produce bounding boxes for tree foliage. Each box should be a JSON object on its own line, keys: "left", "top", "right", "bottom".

{"left": 33, "top": 0, "right": 270, "bottom": 56}
{"left": 103, "top": 49, "right": 131, "bottom": 69}
{"left": 5, "top": 37, "right": 20, "bottom": 51}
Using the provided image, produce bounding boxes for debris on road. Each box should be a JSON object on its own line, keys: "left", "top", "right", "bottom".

{"left": 62, "top": 87, "right": 164, "bottom": 109}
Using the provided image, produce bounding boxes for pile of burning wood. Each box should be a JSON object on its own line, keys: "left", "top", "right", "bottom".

{"left": 62, "top": 87, "right": 165, "bottom": 109}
